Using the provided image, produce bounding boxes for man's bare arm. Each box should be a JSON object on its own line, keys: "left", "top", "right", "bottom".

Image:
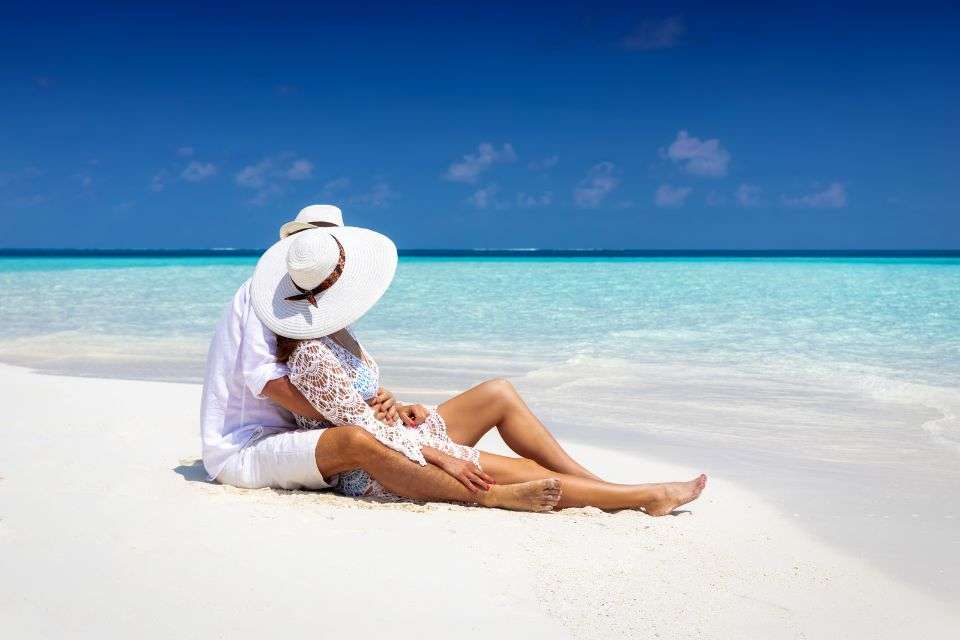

{"left": 261, "top": 376, "right": 326, "bottom": 421}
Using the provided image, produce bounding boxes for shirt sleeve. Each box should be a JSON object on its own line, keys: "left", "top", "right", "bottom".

{"left": 239, "top": 303, "right": 289, "bottom": 399}
{"left": 288, "top": 340, "right": 426, "bottom": 466}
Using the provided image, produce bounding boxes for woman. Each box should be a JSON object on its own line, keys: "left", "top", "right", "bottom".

{"left": 250, "top": 226, "right": 706, "bottom": 514}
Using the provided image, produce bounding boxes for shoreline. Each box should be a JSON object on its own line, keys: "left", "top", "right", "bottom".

{"left": 1, "top": 363, "right": 956, "bottom": 638}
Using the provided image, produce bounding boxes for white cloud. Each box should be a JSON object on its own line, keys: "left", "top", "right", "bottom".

{"left": 528, "top": 155, "right": 559, "bottom": 171}
{"left": 736, "top": 183, "right": 762, "bottom": 207}
{"left": 444, "top": 143, "right": 517, "bottom": 183}
{"left": 148, "top": 149, "right": 218, "bottom": 191}
{"left": 149, "top": 170, "right": 169, "bottom": 192}
{"left": 181, "top": 161, "right": 217, "bottom": 182}
{"left": 468, "top": 184, "right": 501, "bottom": 209}
{"left": 663, "top": 130, "right": 730, "bottom": 177}
{"left": 234, "top": 155, "right": 313, "bottom": 204}
{"left": 350, "top": 180, "right": 396, "bottom": 208}
{"left": 517, "top": 191, "right": 554, "bottom": 208}
{"left": 782, "top": 182, "right": 847, "bottom": 208}
{"left": 621, "top": 16, "right": 685, "bottom": 51}
{"left": 286, "top": 159, "right": 314, "bottom": 181}
{"left": 654, "top": 184, "right": 692, "bottom": 208}
{"left": 574, "top": 162, "right": 619, "bottom": 208}
{"left": 76, "top": 173, "right": 93, "bottom": 189}
{"left": 235, "top": 159, "right": 272, "bottom": 189}
{"left": 316, "top": 177, "right": 395, "bottom": 208}
{"left": 322, "top": 177, "right": 351, "bottom": 197}
{"left": 248, "top": 183, "right": 283, "bottom": 207}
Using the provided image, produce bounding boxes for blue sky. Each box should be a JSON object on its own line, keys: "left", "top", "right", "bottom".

{"left": 2, "top": 1, "right": 957, "bottom": 249}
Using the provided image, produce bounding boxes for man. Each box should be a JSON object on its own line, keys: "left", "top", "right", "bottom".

{"left": 200, "top": 205, "right": 534, "bottom": 507}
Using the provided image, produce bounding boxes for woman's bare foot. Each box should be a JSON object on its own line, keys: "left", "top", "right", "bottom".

{"left": 644, "top": 474, "right": 707, "bottom": 516}
{"left": 482, "top": 478, "right": 561, "bottom": 512}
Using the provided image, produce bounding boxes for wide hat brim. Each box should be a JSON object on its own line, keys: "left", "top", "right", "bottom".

{"left": 278, "top": 220, "right": 336, "bottom": 239}
{"left": 250, "top": 226, "right": 398, "bottom": 339}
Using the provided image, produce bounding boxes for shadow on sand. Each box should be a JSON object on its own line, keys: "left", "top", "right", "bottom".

{"left": 173, "top": 459, "right": 212, "bottom": 483}
{"left": 170, "top": 457, "right": 694, "bottom": 516}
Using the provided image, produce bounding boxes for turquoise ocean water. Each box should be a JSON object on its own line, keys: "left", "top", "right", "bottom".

{"left": 1, "top": 254, "right": 958, "bottom": 596}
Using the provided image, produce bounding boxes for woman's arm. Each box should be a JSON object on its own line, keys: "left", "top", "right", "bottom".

{"left": 262, "top": 376, "right": 390, "bottom": 422}
{"left": 288, "top": 341, "right": 427, "bottom": 465}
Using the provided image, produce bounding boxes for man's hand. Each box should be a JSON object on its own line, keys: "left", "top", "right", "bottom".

{"left": 398, "top": 404, "right": 429, "bottom": 428}
{"left": 368, "top": 387, "right": 399, "bottom": 423}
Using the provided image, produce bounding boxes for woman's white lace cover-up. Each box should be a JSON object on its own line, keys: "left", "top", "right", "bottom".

{"left": 286, "top": 337, "right": 480, "bottom": 488}
{"left": 287, "top": 338, "right": 427, "bottom": 465}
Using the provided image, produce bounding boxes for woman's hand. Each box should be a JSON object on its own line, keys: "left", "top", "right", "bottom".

{"left": 421, "top": 446, "right": 494, "bottom": 493}
{"left": 437, "top": 454, "right": 495, "bottom": 493}
{"left": 397, "top": 403, "right": 429, "bottom": 428}
{"left": 368, "top": 387, "right": 399, "bottom": 423}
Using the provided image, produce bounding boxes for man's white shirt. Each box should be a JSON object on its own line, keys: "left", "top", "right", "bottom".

{"left": 200, "top": 279, "right": 295, "bottom": 479}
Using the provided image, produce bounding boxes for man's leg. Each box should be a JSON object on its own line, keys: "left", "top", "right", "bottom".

{"left": 314, "top": 426, "right": 561, "bottom": 512}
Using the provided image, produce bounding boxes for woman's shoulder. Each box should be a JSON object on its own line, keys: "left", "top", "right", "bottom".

{"left": 288, "top": 337, "right": 336, "bottom": 368}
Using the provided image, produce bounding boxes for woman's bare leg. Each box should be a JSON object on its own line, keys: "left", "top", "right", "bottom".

{"left": 314, "top": 426, "right": 561, "bottom": 512}
{"left": 440, "top": 379, "right": 602, "bottom": 480}
{"left": 477, "top": 451, "right": 706, "bottom": 515}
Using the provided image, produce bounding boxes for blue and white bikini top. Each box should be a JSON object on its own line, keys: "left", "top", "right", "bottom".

{"left": 322, "top": 335, "right": 380, "bottom": 401}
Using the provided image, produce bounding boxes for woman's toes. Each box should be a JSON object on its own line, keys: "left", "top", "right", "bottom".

{"left": 541, "top": 489, "right": 561, "bottom": 503}
{"left": 691, "top": 474, "right": 707, "bottom": 497}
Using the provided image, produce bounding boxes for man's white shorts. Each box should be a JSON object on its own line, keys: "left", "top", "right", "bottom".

{"left": 217, "top": 429, "right": 338, "bottom": 490}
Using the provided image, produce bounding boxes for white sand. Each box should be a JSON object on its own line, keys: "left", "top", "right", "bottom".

{"left": 0, "top": 363, "right": 955, "bottom": 639}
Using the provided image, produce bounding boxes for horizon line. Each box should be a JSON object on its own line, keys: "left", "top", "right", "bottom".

{"left": 2, "top": 248, "right": 960, "bottom": 258}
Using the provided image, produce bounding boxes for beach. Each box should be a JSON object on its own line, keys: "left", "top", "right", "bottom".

{"left": 3, "top": 253, "right": 959, "bottom": 596}
{"left": 1, "top": 253, "right": 959, "bottom": 637}
{"left": 1, "top": 362, "right": 956, "bottom": 638}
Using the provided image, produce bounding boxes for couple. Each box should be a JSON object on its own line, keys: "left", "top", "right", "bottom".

{"left": 200, "top": 205, "right": 707, "bottom": 514}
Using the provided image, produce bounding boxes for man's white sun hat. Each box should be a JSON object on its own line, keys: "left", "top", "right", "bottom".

{"left": 250, "top": 227, "right": 398, "bottom": 339}
{"left": 278, "top": 204, "right": 345, "bottom": 239}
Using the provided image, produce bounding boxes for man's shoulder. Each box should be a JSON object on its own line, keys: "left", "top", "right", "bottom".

{"left": 222, "top": 278, "right": 254, "bottom": 318}
{"left": 234, "top": 278, "right": 253, "bottom": 304}
{"left": 210, "top": 279, "right": 254, "bottom": 335}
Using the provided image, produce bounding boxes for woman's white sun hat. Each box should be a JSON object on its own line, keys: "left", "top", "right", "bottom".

{"left": 278, "top": 204, "right": 345, "bottom": 239}
{"left": 250, "top": 227, "right": 398, "bottom": 339}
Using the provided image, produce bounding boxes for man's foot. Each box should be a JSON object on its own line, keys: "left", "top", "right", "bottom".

{"left": 482, "top": 478, "right": 561, "bottom": 512}
{"left": 644, "top": 474, "right": 707, "bottom": 516}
